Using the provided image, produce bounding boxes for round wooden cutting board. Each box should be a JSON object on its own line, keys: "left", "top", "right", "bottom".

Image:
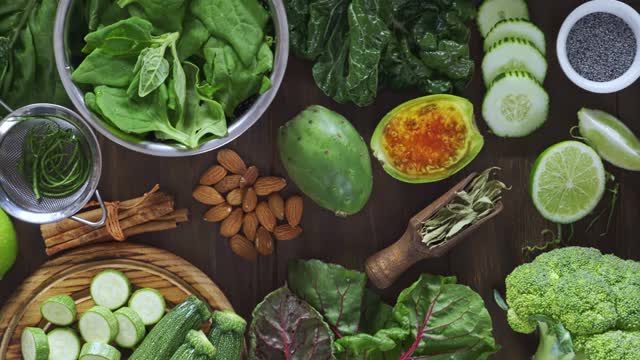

{"left": 0, "top": 242, "right": 234, "bottom": 359}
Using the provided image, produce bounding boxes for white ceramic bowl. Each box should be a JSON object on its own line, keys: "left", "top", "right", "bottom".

{"left": 557, "top": 0, "right": 640, "bottom": 93}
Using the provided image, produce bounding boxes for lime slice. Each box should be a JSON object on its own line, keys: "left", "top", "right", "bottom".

{"left": 530, "top": 141, "right": 605, "bottom": 224}
{"left": 0, "top": 208, "right": 17, "bottom": 279}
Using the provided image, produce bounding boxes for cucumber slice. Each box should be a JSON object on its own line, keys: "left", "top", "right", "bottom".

{"left": 477, "top": 0, "right": 530, "bottom": 37}
{"left": 48, "top": 328, "right": 81, "bottom": 360}
{"left": 79, "top": 306, "right": 119, "bottom": 343}
{"left": 482, "top": 71, "right": 549, "bottom": 137}
{"left": 80, "top": 343, "right": 121, "bottom": 360}
{"left": 90, "top": 270, "right": 131, "bottom": 310}
{"left": 40, "top": 295, "right": 77, "bottom": 326}
{"left": 21, "top": 327, "right": 49, "bottom": 360}
{"left": 128, "top": 288, "right": 166, "bottom": 325}
{"left": 482, "top": 37, "right": 547, "bottom": 86}
{"left": 114, "top": 307, "right": 146, "bottom": 348}
{"left": 484, "top": 19, "right": 546, "bottom": 54}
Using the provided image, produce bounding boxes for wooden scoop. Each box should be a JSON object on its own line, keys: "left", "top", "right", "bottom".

{"left": 365, "top": 172, "right": 504, "bottom": 289}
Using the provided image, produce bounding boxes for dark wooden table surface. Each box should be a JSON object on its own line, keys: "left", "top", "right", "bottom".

{"left": 3, "top": 0, "right": 640, "bottom": 358}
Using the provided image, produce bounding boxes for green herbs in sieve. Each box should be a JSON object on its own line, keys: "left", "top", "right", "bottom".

{"left": 421, "top": 167, "right": 508, "bottom": 248}
{"left": 18, "top": 119, "right": 91, "bottom": 200}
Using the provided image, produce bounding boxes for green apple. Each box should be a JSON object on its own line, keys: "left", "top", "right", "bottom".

{"left": 0, "top": 208, "right": 17, "bottom": 279}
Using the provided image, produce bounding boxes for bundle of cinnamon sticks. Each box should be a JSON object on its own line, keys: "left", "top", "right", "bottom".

{"left": 41, "top": 190, "right": 188, "bottom": 256}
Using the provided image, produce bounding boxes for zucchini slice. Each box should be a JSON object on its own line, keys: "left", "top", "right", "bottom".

{"left": 484, "top": 19, "right": 546, "bottom": 54}
{"left": 482, "top": 37, "right": 547, "bottom": 86}
{"left": 477, "top": 0, "right": 530, "bottom": 37}
{"left": 79, "top": 306, "right": 119, "bottom": 343}
{"left": 482, "top": 71, "right": 549, "bottom": 137}
{"left": 128, "top": 288, "right": 166, "bottom": 325}
{"left": 48, "top": 328, "right": 81, "bottom": 360}
{"left": 40, "top": 295, "right": 77, "bottom": 326}
{"left": 80, "top": 343, "right": 121, "bottom": 360}
{"left": 90, "top": 270, "right": 131, "bottom": 310}
{"left": 21, "top": 327, "right": 49, "bottom": 360}
{"left": 114, "top": 307, "right": 146, "bottom": 348}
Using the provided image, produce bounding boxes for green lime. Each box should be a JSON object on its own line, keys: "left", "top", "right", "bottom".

{"left": 530, "top": 141, "right": 606, "bottom": 224}
{"left": 0, "top": 208, "right": 18, "bottom": 280}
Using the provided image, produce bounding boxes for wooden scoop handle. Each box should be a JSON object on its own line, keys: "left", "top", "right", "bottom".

{"left": 365, "top": 228, "right": 429, "bottom": 289}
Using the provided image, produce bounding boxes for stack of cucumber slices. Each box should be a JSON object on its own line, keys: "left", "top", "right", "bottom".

{"left": 21, "top": 270, "right": 166, "bottom": 360}
{"left": 478, "top": 0, "right": 550, "bottom": 138}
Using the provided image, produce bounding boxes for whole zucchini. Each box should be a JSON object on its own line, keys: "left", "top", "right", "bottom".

{"left": 170, "top": 330, "right": 217, "bottom": 360}
{"left": 208, "top": 310, "right": 246, "bottom": 360}
{"left": 130, "top": 295, "right": 211, "bottom": 360}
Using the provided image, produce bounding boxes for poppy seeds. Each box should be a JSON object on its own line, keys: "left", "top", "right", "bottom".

{"left": 566, "top": 12, "right": 636, "bottom": 82}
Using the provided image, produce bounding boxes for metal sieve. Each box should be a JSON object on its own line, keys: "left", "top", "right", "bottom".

{"left": 0, "top": 99, "right": 106, "bottom": 226}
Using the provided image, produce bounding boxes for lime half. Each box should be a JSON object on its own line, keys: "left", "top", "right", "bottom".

{"left": 530, "top": 141, "right": 605, "bottom": 224}
{"left": 0, "top": 208, "right": 17, "bottom": 279}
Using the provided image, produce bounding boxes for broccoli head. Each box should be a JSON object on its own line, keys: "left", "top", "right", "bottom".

{"left": 504, "top": 247, "right": 640, "bottom": 360}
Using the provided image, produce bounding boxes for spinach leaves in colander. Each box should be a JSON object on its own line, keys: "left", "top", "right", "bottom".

{"left": 286, "top": 0, "right": 476, "bottom": 107}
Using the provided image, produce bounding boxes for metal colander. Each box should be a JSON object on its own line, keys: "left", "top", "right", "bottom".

{"left": 0, "top": 100, "right": 106, "bottom": 226}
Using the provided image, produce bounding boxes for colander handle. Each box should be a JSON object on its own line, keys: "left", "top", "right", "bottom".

{"left": 0, "top": 99, "right": 13, "bottom": 115}
{"left": 70, "top": 190, "right": 107, "bottom": 227}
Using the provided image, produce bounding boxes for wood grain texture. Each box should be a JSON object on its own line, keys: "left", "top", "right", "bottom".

{"left": 0, "top": 242, "right": 233, "bottom": 359}
{"left": 2, "top": 1, "right": 640, "bottom": 358}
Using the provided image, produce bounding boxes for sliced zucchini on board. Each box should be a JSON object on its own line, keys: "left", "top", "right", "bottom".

{"left": 477, "top": 0, "right": 530, "bottom": 37}
{"left": 80, "top": 343, "right": 121, "bottom": 360}
{"left": 48, "top": 328, "right": 81, "bottom": 360}
{"left": 79, "top": 306, "right": 119, "bottom": 343}
{"left": 128, "top": 288, "right": 166, "bottom": 325}
{"left": 482, "top": 71, "right": 549, "bottom": 137}
{"left": 114, "top": 307, "right": 146, "bottom": 348}
{"left": 40, "top": 295, "right": 77, "bottom": 326}
{"left": 484, "top": 19, "right": 546, "bottom": 54}
{"left": 482, "top": 37, "right": 547, "bottom": 86}
{"left": 90, "top": 270, "right": 131, "bottom": 310}
{"left": 21, "top": 327, "right": 49, "bottom": 360}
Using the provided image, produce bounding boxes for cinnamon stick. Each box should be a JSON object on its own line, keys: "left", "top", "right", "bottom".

{"left": 157, "top": 209, "right": 189, "bottom": 223}
{"left": 40, "top": 193, "right": 172, "bottom": 239}
{"left": 45, "top": 205, "right": 174, "bottom": 255}
{"left": 45, "top": 220, "right": 180, "bottom": 256}
{"left": 44, "top": 200, "right": 175, "bottom": 248}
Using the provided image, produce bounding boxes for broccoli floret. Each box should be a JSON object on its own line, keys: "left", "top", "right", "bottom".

{"left": 504, "top": 247, "right": 640, "bottom": 360}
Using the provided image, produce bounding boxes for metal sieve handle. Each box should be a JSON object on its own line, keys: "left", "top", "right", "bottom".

{"left": 0, "top": 99, "right": 13, "bottom": 115}
{"left": 70, "top": 190, "right": 107, "bottom": 227}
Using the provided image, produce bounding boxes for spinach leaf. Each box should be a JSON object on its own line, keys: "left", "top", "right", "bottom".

{"left": 203, "top": 37, "right": 273, "bottom": 116}
{"left": 249, "top": 287, "right": 335, "bottom": 360}
{"left": 138, "top": 46, "right": 170, "bottom": 97}
{"left": 72, "top": 49, "right": 137, "bottom": 87}
{"left": 176, "top": 18, "right": 209, "bottom": 61}
{"left": 117, "top": 0, "right": 186, "bottom": 32}
{"left": 83, "top": 17, "right": 154, "bottom": 55}
{"left": 191, "top": 0, "right": 270, "bottom": 66}
{"left": 170, "top": 43, "right": 186, "bottom": 124}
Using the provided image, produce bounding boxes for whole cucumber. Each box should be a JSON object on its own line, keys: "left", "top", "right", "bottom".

{"left": 278, "top": 106, "right": 373, "bottom": 217}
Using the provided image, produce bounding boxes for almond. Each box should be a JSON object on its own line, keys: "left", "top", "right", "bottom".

{"left": 268, "top": 193, "right": 285, "bottom": 221}
{"left": 217, "top": 149, "right": 247, "bottom": 174}
{"left": 203, "top": 203, "right": 233, "bottom": 222}
{"left": 230, "top": 234, "right": 257, "bottom": 261}
{"left": 255, "top": 226, "right": 274, "bottom": 256}
{"left": 254, "top": 177, "right": 287, "bottom": 196}
{"left": 243, "top": 212, "right": 259, "bottom": 241}
{"left": 285, "top": 195, "right": 304, "bottom": 227}
{"left": 274, "top": 224, "right": 303, "bottom": 241}
{"left": 192, "top": 185, "right": 225, "bottom": 205}
{"left": 240, "top": 166, "right": 259, "bottom": 187}
{"left": 220, "top": 208, "right": 243, "bottom": 238}
{"left": 214, "top": 175, "right": 241, "bottom": 193}
{"left": 226, "top": 188, "right": 245, "bottom": 206}
{"left": 242, "top": 187, "right": 258, "bottom": 213}
{"left": 255, "top": 202, "right": 276, "bottom": 232}
{"left": 199, "top": 165, "right": 227, "bottom": 185}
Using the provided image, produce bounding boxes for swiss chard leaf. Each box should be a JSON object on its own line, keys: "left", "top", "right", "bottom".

{"left": 288, "top": 259, "right": 367, "bottom": 337}
{"left": 249, "top": 287, "right": 335, "bottom": 360}
{"left": 191, "top": 0, "right": 270, "bottom": 66}
{"left": 393, "top": 274, "right": 499, "bottom": 360}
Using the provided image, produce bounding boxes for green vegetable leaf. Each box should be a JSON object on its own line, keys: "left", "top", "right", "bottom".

{"left": 530, "top": 315, "right": 576, "bottom": 359}
{"left": 138, "top": 46, "right": 170, "bottom": 97}
{"left": 176, "top": 18, "right": 210, "bottom": 61}
{"left": 288, "top": 259, "right": 367, "bottom": 337}
{"left": 170, "top": 43, "right": 186, "bottom": 124}
{"left": 71, "top": 49, "right": 137, "bottom": 87}
{"left": 393, "top": 274, "right": 499, "bottom": 359}
{"left": 83, "top": 17, "right": 154, "bottom": 55}
{"left": 287, "top": 0, "right": 349, "bottom": 60}
{"left": 117, "top": 0, "right": 186, "bottom": 32}
{"left": 191, "top": 0, "right": 270, "bottom": 66}
{"left": 249, "top": 287, "right": 335, "bottom": 360}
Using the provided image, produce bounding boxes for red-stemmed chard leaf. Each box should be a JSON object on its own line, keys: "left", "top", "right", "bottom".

{"left": 249, "top": 287, "right": 335, "bottom": 360}
{"left": 393, "top": 274, "right": 499, "bottom": 360}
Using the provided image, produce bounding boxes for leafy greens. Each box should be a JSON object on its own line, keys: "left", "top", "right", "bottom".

{"left": 249, "top": 259, "right": 499, "bottom": 359}
{"left": 285, "top": 0, "right": 476, "bottom": 107}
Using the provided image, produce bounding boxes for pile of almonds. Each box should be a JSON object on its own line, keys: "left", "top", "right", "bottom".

{"left": 193, "top": 149, "right": 304, "bottom": 261}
